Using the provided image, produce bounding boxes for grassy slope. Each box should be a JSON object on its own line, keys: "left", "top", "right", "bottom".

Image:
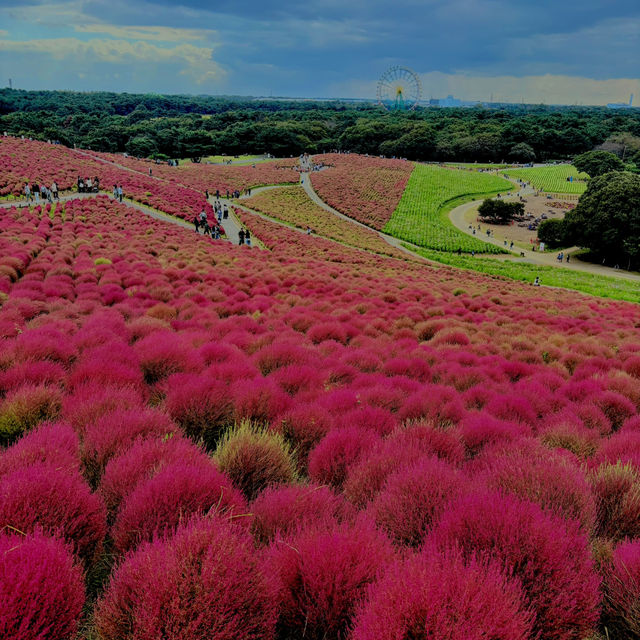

{"left": 384, "top": 164, "right": 514, "bottom": 253}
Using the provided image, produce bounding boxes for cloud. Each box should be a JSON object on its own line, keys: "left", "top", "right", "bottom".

{"left": 74, "top": 24, "right": 214, "bottom": 43}
{"left": 0, "top": 37, "right": 225, "bottom": 83}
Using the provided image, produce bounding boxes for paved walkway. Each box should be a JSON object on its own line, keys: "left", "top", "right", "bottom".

{"left": 448, "top": 198, "right": 640, "bottom": 282}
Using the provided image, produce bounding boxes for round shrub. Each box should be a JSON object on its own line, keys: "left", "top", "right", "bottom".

{"left": 251, "top": 483, "right": 354, "bottom": 544}
{"left": 233, "top": 377, "right": 292, "bottom": 424}
{"left": 214, "top": 421, "right": 296, "bottom": 501}
{"left": 82, "top": 408, "right": 178, "bottom": 481}
{"left": 278, "top": 404, "right": 333, "bottom": 469}
{"left": 590, "top": 461, "right": 640, "bottom": 541}
{"left": 596, "top": 430, "right": 640, "bottom": 470}
{"left": 264, "top": 518, "right": 393, "bottom": 640}
{"left": 430, "top": 490, "right": 601, "bottom": 640}
{"left": 602, "top": 540, "right": 640, "bottom": 638}
{"left": 370, "top": 456, "right": 467, "bottom": 546}
{"left": 0, "top": 531, "right": 85, "bottom": 640}
{"left": 100, "top": 434, "right": 211, "bottom": 514}
{"left": 477, "top": 443, "right": 596, "bottom": 531}
{"left": 0, "top": 421, "right": 80, "bottom": 477}
{"left": 0, "top": 464, "right": 107, "bottom": 565}
{"left": 308, "top": 427, "right": 380, "bottom": 489}
{"left": 351, "top": 548, "right": 533, "bottom": 640}
{"left": 0, "top": 384, "right": 62, "bottom": 445}
{"left": 165, "top": 372, "right": 234, "bottom": 446}
{"left": 135, "top": 331, "right": 201, "bottom": 384}
{"left": 61, "top": 382, "right": 143, "bottom": 433}
{"left": 95, "top": 516, "right": 275, "bottom": 640}
{"left": 111, "top": 462, "right": 247, "bottom": 553}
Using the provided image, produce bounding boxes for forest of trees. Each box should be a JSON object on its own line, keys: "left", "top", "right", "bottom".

{"left": 2, "top": 88, "right": 640, "bottom": 163}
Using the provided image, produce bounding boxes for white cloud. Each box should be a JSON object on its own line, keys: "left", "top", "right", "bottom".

{"left": 74, "top": 24, "right": 215, "bottom": 43}
{"left": 0, "top": 37, "right": 225, "bottom": 83}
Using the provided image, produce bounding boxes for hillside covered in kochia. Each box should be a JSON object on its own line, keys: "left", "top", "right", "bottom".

{"left": 2, "top": 88, "right": 640, "bottom": 162}
{"left": 3, "top": 138, "right": 640, "bottom": 639}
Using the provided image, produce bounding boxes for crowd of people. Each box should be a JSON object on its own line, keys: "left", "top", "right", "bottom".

{"left": 24, "top": 181, "right": 59, "bottom": 202}
{"left": 77, "top": 176, "right": 101, "bottom": 193}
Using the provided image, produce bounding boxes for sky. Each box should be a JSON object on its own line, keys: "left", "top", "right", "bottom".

{"left": 0, "top": 0, "right": 639, "bottom": 105}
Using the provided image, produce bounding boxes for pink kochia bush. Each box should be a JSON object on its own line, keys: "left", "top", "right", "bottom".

{"left": 0, "top": 421, "right": 80, "bottom": 477}
{"left": 0, "top": 464, "right": 107, "bottom": 565}
{"left": 308, "top": 426, "right": 380, "bottom": 488}
{"left": 0, "top": 531, "right": 85, "bottom": 640}
{"left": 250, "top": 483, "right": 354, "bottom": 544}
{"left": 602, "top": 540, "right": 640, "bottom": 637}
{"left": 99, "top": 434, "right": 211, "bottom": 514}
{"left": 351, "top": 548, "right": 534, "bottom": 640}
{"left": 95, "top": 516, "right": 276, "bottom": 640}
{"left": 264, "top": 517, "right": 393, "bottom": 640}
{"left": 111, "top": 462, "right": 247, "bottom": 553}
{"left": 429, "top": 490, "right": 601, "bottom": 640}
{"left": 81, "top": 407, "right": 179, "bottom": 480}
{"left": 370, "top": 456, "right": 467, "bottom": 546}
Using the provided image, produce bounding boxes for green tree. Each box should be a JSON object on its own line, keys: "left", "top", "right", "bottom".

{"left": 537, "top": 219, "right": 566, "bottom": 248}
{"left": 573, "top": 150, "right": 625, "bottom": 177}
{"left": 477, "top": 199, "right": 524, "bottom": 225}
{"left": 508, "top": 142, "right": 536, "bottom": 163}
{"left": 563, "top": 171, "right": 640, "bottom": 269}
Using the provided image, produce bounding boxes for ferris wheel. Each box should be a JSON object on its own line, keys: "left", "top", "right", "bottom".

{"left": 377, "top": 66, "right": 422, "bottom": 111}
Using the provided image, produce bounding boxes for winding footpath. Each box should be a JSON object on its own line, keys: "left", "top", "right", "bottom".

{"left": 448, "top": 197, "right": 640, "bottom": 283}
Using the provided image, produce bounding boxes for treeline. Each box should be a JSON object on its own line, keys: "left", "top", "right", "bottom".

{"left": 1, "top": 88, "right": 639, "bottom": 162}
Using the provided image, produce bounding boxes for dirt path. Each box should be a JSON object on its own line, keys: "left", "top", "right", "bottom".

{"left": 448, "top": 198, "right": 640, "bottom": 282}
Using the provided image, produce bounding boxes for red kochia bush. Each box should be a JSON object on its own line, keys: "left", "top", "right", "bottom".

{"left": 351, "top": 548, "right": 534, "bottom": 640}
{"left": 0, "top": 421, "right": 80, "bottom": 477}
{"left": 0, "top": 464, "right": 107, "bottom": 565}
{"left": 82, "top": 408, "right": 179, "bottom": 479}
{"left": 0, "top": 531, "right": 85, "bottom": 640}
{"left": 250, "top": 483, "right": 354, "bottom": 544}
{"left": 307, "top": 426, "right": 380, "bottom": 489}
{"left": 430, "top": 490, "right": 601, "bottom": 640}
{"left": 477, "top": 443, "right": 596, "bottom": 531}
{"left": 95, "top": 517, "right": 275, "bottom": 640}
{"left": 602, "top": 540, "right": 640, "bottom": 637}
{"left": 370, "top": 456, "right": 467, "bottom": 546}
{"left": 100, "top": 434, "right": 211, "bottom": 514}
{"left": 264, "top": 518, "right": 393, "bottom": 640}
{"left": 165, "top": 372, "right": 233, "bottom": 445}
{"left": 111, "top": 462, "right": 247, "bottom": 553}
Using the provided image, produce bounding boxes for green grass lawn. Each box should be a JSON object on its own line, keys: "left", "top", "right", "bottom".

{"left": 504, "top": 165, "right": 589, "bottom": 194}
{"left": 407, "top": 245, "right": 640, "bottom": 303}
{"left": 384, "top": 164, "right": 514, "bottom": 253}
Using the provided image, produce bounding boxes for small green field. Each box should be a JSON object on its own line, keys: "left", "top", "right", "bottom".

{"left": 408, "top": 246, "right": 640, "bottom": 303}
{"left": 505, "top": 165, "right": 589, "bottom": 194}
{"left": 384, "top": 164, "right": 514, "bottom": 253}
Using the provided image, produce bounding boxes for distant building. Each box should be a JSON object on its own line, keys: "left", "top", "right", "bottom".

{"left": 607, "top": 94, "right": 634, "bottom": 109}
{"left": 439, "top": 95, "right": 463, "bottom": 108}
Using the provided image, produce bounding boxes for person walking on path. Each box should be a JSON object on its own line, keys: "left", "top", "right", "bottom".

{"left": 24, "top": 183, "right": 32, "bottom": 201}
{"left": 193, "top": 215, "right": 200, "bottom": 233}
{"left": 117, "top": 185, "right": 124, "bottom": 202}
{"left": 223, "top": 205, "right": 229, "bottom": 220}
{"left": 245, "top": 229, "right": 251, "bottom": 246}
{"left": 51, "top": 181, "right": 58, "bottom": 200}
{"left": 238, "top": 229, "right": 245, "bottom": 245}
{"left": 32, "top": 182, "right": 40, "bottom": 202}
